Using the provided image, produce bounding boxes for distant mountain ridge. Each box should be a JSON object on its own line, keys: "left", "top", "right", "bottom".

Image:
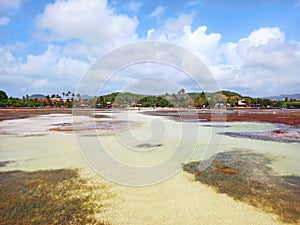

{"left": 29, "top": 94, "right": 46, "bottom": 99}
{"left": 264, "top": 94, "right": 300, "bottom": 101}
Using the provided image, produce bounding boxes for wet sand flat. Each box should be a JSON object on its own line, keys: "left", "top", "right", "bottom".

{"left": 0, "top": 110, "right": 299, "bottom": 224}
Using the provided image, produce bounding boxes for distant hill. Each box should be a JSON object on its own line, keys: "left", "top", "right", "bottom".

{"left": 214, "top": 90, "right": 243, "bottom": 97}
{"left": 29, "top": 94, "right": 46, "bottom": 99}
{"left": 264, "top": 94, "right": 300, "bottom": 101}
{"left": 188, "top": 90, "right": 242, "bottom": 99}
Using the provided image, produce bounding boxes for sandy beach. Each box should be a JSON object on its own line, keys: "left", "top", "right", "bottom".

{"left": 0, "top": 109, "right": 299, "bottom": 224}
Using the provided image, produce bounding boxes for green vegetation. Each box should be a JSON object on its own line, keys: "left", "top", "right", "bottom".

{"left": 0, "top": 90, "right": 76, "bottom": 108}
{"left": 0, "top": 168, "right": 113, "bottom": 225}
{"left": 1, "top": 89, "right": 300, "bottom": 108}
{"left": 216, "top": 90, "right": 242, "bottom": 98}
{"left": 0, "top": 90, "right": 8, "bottom": 102}
{"left": 282, "top": 101, "right": 300, "bottom": 109}
{"left": 74, "top": 90, "right": 300, "bottom": 109}
{"left": 183, "top": 151, "right": 300, "bottom": 224}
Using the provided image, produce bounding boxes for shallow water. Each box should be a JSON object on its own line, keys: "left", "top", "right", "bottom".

{"left": 0, "top": 111, "right": 299, "bottom": 224}
{"left": 1, "top": 111, "right": 299, "bottom": 175}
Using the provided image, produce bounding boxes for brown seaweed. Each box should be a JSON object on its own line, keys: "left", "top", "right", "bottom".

{"left": 0, "top": 169, "right": 113, "bottom": 225}
{"left": 183, "top": 151, "right": 300, "bottom": 224}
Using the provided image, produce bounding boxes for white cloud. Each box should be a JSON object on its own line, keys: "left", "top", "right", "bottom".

{"left": 35, "top": 0, "right": 139, "bottom": 45}
{"left": 0, "top": 0, "right": 22, "bottom": 10}
{"left": 149, "top": 6, "right": 164, "bottom": 18}
{"left": 224, "top": 27, "right": 297, "bottom": 69}
{"left": 20, "top": 45, "right": 89, "bottom": 79}
{"left": 241, "top": 27, "right": 285, "bottom": 47}
{"left": 20, "top": 45, "right": 61, "bottom": 77}
{"left": 178, "top": 25, "right": 222, "bottom": 64}
{"left": 0, "top": 45, "right": 90, "bottom": 96}
{"left": 147, "top": 14, "right": 221, "bottom": 64}
{"left": 148, "top": 18, "right": 300, "bottom": 96}
{"left": 0, "top": 48, "right": 19, "bottom": 74}
{"left": 1, "top": 0, "right": 299, "bottom": 98}
{"left": 220, "top": 27, "right": 300, "bottom": 96}
{"left": 147, "top": 14, "right": 193, "bottom": 41}
{"left": 0, "top": 17, "right": 10, "bottom": 26}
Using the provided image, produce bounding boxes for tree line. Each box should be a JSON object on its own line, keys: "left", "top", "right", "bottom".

{"left": 0, "top": 90, "right": 79, "bottom": 108}
{"left": 91, "top": 90, "right": 300, "bottom": 109}
{"left": 1, "top": 89, "right": 300, "bottom": 109}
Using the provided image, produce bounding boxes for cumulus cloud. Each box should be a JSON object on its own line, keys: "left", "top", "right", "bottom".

{"left": 178, "top": 25, "right": 222, "bottom": 64}
{"left": 149, "top": 6, "right": 164, "bottom": 18}
{"left": 35, "top": 0, "right": 139, "bottom": 45}
{"left": 0, "top": 17, "right": 10, "bottom": 26}
{"left": 148, "top": 19, "right": 300, "bottom": 96}
{"left": 224, "top": 27, "right": 299, "bottom": 69}
{"left": 19, "top": 45, "right": 90, "bottom": 81}
{"left": 20, "top": 45, "right": 61, "bottom": 77}
{"left": 0, "top": 45, "right": 90, "bottom": 96}
{"left": 0, "top": 48, "right": 19, "bottom": 74}
{"left": 147, "top": 14, "right": 221, "bottom": 65}
{"left": 220, "top": 27, "right": 300, "bottom": 96}
{"left": 240, "top": 27, "right": 285, "bottom": 47}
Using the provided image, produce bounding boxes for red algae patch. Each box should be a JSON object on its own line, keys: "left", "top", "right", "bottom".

{"left": 143, "top": 109, "right": 300, "bottom": 127}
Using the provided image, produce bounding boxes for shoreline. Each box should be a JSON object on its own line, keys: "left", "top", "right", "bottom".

{"left": 142, "top": 108, "right": 300, "bottom": 127}
{"left": 0, "top": 108, "right": 73, "bottom": 121}
{"left": 1, "top": 107, "right": 300, "bottom": 127}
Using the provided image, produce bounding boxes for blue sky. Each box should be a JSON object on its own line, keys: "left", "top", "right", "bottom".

{"left": 0, "top": 0, "right": 300, "bottom": 97}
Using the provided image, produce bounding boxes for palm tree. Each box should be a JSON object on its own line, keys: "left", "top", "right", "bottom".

{"left": 46, "top": 95, "right": 51, "bottom": 106}
{"left": 178, "top": 88, "right": 185, "bottom": 95}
